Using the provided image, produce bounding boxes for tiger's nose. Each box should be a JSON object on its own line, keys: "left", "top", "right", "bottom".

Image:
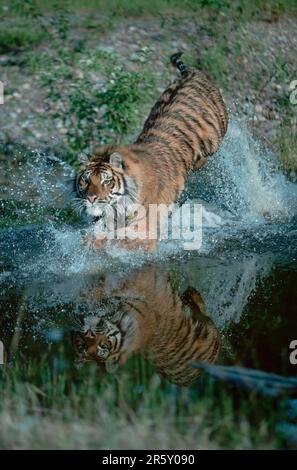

{"left": 85, "top": 329, "right": 95, "bottom": 338}
{"left": 87, "top": 194, "right": 97, "bottom": 203}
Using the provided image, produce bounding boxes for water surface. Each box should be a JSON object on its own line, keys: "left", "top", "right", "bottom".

{"left": 1, "top": 121, "right": 297, "bottom": 383}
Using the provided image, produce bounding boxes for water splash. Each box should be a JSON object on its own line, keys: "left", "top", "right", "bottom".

{"left": 2, "top": 121, "right": 297, "bottom": 341}
{"left": 2, "top": 121, "right": 297, "bottom": 279}
{"left": 2, "top": 147, "right": 74, "bottom": 206}
{"left": 175, "top": 253, "right": 274, "bottom": 328}
{"left": 186, "top": 119, "right": 297, "bottom": 224}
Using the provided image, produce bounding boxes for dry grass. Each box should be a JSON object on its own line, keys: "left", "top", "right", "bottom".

{"left": 0, "top": 354, "right": 281, "bottom": 450}
{"left": 276, "top": 125, "right": 297, "bottom": 173}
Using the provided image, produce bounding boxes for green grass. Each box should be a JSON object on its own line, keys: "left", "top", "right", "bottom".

{"left": 2, "top": 0, "right": 297, "bottom": 19}
{"left": 0, "top": 0, "right": 296, "bottom": 172}
{"left": 0, "top": 0, "right": 296, "bottom": 451}
{"left": 195, "top": 43, "right": 231, "bottom": 87}
{"left": 0, "top": 21, "right": 47, "bottom": 53}
{"left": 0, "top": 200, "right": 84, "bottom": 229}
{"left": 25, "top": 46, "right": 156, "bottom": 164}
{"left": 0, "top": 350, "right": 284, "bottom": 449}
{"left": 275, "top": 126, "right": 297, "bottom": 173}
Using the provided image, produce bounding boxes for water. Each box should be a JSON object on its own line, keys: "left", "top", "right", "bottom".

{"left": 1, "top": 120, "right": 297, "bottom": 383}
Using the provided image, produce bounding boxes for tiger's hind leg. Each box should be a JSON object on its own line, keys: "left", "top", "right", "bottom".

{"left": 192, "top": 155, "right": 208, "bottom": 171}
{"left": 180, "top": 287, "right": 206, "bottom": 315}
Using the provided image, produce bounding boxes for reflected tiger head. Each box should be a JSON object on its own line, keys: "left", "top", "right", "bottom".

{"left": 71, "top": 316, "right": 123, "bottom": 373}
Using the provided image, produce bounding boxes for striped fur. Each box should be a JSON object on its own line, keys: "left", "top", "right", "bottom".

{"left": 136, "top": 52, "right": 228, "bottom": 172}
{"left": 71, "top": 268, "right": 221, "bottom": 386}
{"left": 75, "top": 53, "right": 228, "bottom": 248}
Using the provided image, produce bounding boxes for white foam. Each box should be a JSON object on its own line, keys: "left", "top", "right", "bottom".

{"left": 187, "top": 119, "right": 297, "bottom": 224}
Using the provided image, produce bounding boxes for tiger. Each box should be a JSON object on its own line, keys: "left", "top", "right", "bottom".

{"left": 75, "top": 52, "right": 228, "bottom": 250}
{"left": 71, "top": 267, "right": 221, "bottom": 386}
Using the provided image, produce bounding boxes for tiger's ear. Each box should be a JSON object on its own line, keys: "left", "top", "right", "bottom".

{"left": 109, "top": 152, "right": 123, "bottom": 169}
{"left": 105, "top": 355, "right": 120, "bottom": 373}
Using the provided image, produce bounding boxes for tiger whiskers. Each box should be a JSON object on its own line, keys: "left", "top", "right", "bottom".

{"left": 72, "top": 198, "right": 86, "bottom": 215}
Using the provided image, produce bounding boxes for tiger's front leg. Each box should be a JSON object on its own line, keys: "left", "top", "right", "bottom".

{"left": 115, "top": 217, "right": 157, "bottom": 251}
{"left": 83, "top": 216, "right": 108, "bottom": 250}
{"left": 115, "top": 237, "right": 157, "bottom": 252}
{"left": 103, "top": 218, "right": 156, "bottom": 251}
{"left": 82, "top": 233, "right": 107, "bottom": 250}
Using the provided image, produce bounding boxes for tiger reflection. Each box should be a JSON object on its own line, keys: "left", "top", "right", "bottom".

{"left": 71, "top": 268, "right": 221, "bottom": 386}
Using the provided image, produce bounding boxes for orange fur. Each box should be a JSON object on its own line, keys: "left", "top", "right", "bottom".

{"left": 71, "top": 267, "right": 221, "bottom": 385}
{"left": 75, "top": 54, "right": 228, "bottom": 250}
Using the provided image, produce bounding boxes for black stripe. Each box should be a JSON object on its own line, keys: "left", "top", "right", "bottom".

{"left": 160, "top": 324, "right": 192, "bottom": 364}
{"left": 113, "top": 332, "right": 123, "bottom": 353}
{"left": 176, "top": 89, "right": 222, "bottom": 132}
{"left": 171, "top": 111, "right": 208, "bottom": 157}
{"left": 148, "top": 135, "right": 179, "bottom": 172}
{"left": 190, "top": 83, "right": 226, "bottom": 135}
{"left": 152, "top": 125, "right": 192, "bottom": 169}
{"left": 170, "top": 143, "right": 190, "bottom": 174}
{"left": 206, "top": 138, "right": 214, "bottom": 154}
{"left": 143, "top": 132, "right": 171, "bottom": 147}
{"left": 122, "top": 300, "right": 146, "bottom": 318}
{"left": 158, "top": 122, "right": 196, "bottom": 165}
{"left": 137, "top": 82, "right": 182, "bottom": 142}
{"left": 177, "top": 85, "right": 221, "bottom": 122}
{"left": 142, "top": 133, "right": 186, "bottom": 177}
{"left": 175, "top": 95, "right": 222, "bottom": 138}
{"left": 180, "top": 336, "right": 216, "bottom": 365}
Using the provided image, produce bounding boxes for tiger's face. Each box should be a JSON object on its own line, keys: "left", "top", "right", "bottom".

{"left": 75, "top": 152, "right": 125, "bottom": 219}
{"left": 71, "top": 316, "right": 122, "bottom": 372}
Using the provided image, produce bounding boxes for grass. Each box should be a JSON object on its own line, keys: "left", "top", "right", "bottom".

{"left": 0, "top": 350, "right": 284, "bottom": 449}
{"left": 2, "top": 0, "right": 297, "bottom": 19}
{"left": 0, "top": 0, "right": 296, "bottom": 452}
{"left": 275, "top": 125, "right": 297, "bottom": 173}
{"left": 0, "top": 0, "right": 296, "bottom": 170}
{"left": 25, "top": 46, "right": 156, "bottom": 164}
{"left": 0, "top": 200, "right": 83, "bottom": 229}
{"left": 195, "top": 43, "right": 231, "bottom": 87}
{"left": 0, "top": 21, "right": 48, "bottom": 53}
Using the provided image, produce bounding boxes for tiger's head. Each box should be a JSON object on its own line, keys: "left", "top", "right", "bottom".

{"left": 71, "top": 316, "right": 123, "bottom": 373}
{"left": 75, "top": 148, "right": 137, "bottom": 221}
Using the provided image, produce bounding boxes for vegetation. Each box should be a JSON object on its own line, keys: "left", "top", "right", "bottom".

{"left": 275, "top": 125, "right": 297, "bottom": 173}
{"left": 0, "top": 0, "right": 297, "bottom": 450}
{"left": 0, "top": 0, "right": 296, "bottom": 169}
{"left": 27, "top": 48, "right": 155, "bottom": 164}
{"left": 1, "top": 1, "right": 156, "bottom": 164}
{"left": 0, "top": 21, "right": 47, "bottom": 53}
{"left": 2, "top": 0, "right": 297, "bottom": 19}
{"left": 0, "top": 200, "right": 83, "bottom": 228}
{"left": 0, "top": 351, "right": 285, "bottom": 449}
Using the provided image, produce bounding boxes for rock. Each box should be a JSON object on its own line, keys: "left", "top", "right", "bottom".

{"left": 255, "top": 104, "right": 263, "bottom": 114}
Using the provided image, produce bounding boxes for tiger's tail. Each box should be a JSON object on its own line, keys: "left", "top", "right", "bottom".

{"left": 170, "top": 51, "right": 188, "bottom": 78}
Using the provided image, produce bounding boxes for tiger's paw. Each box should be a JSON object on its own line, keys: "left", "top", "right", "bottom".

{"left": 82, "top": 233, "right": 107, "bottom": 251}
{"left": 115, "top": 238, "right": 157, "bottom": 252}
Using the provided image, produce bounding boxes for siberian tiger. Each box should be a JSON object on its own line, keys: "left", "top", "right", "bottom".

{"left": 71, "top": 267, "right": 221, "bottom": 386}
{"left": 75, "top": 52, "right": 228, "bottom": 250}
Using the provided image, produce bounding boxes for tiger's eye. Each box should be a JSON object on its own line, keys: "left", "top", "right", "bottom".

{"left": 97, "top": 344, "right": 109, "bottom": 357}
{"left": 77, "top": 171, "right": 91, "bottom": 196}
{"left": 82, "top": 172, "right": 90, "bottom": 184}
